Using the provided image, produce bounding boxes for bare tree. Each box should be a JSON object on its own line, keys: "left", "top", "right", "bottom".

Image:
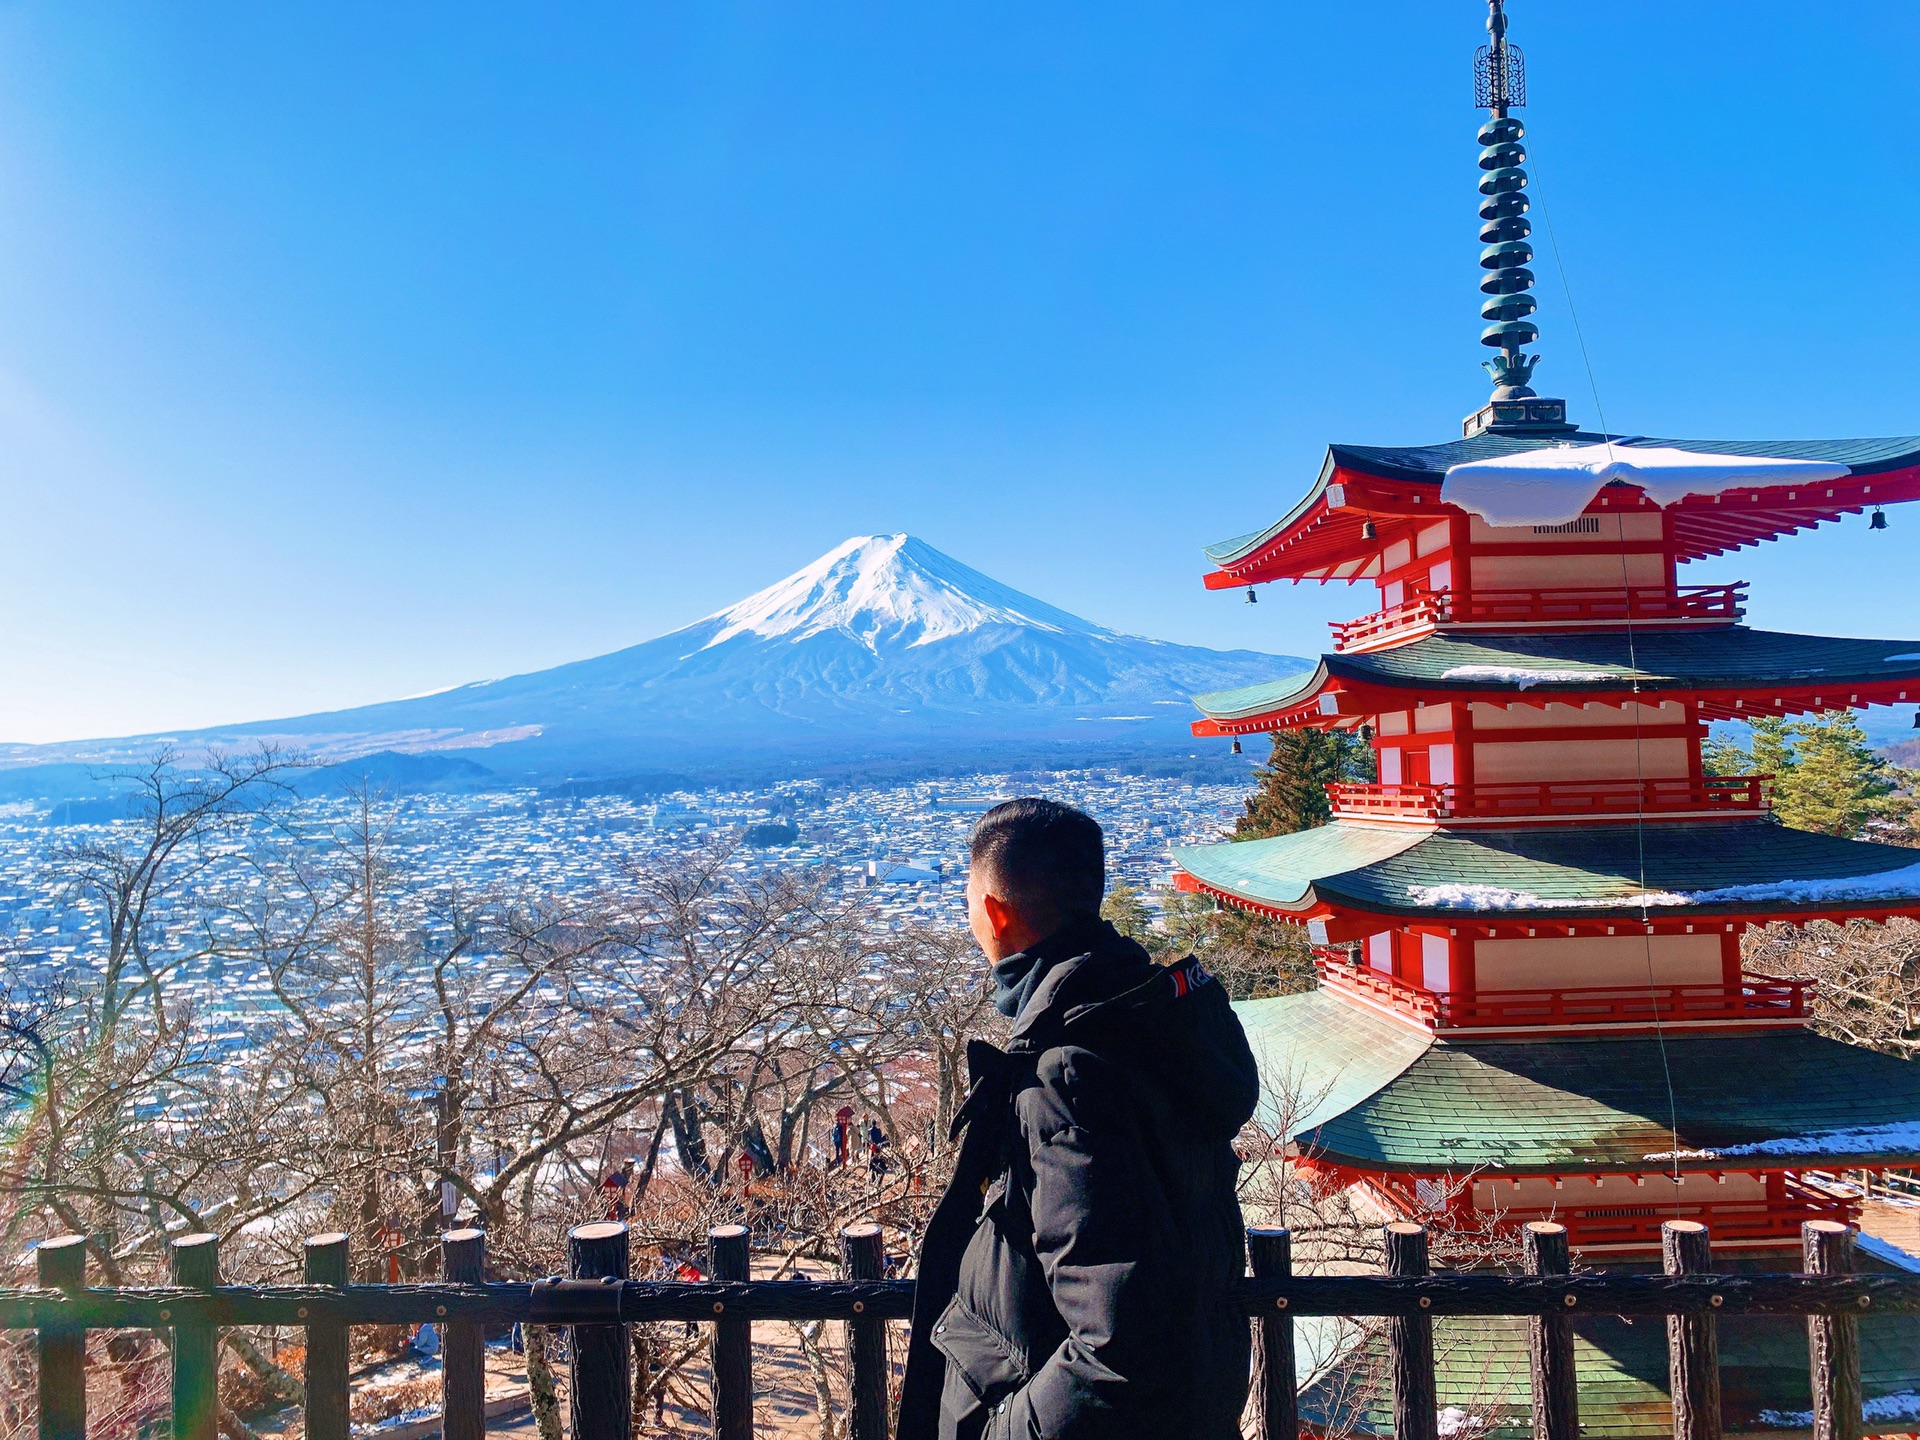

{"left": 55, "top": 748, "right": 299, "bottom": 1040}
{"left": 1, "top": 749, "right": 302, "bottom": 1276}
{"left": 1745, "top": 917, "right": 1920, "bottom": 1056}
{"left": 3, "top": 785, "right": 1010, "bottom": 1440}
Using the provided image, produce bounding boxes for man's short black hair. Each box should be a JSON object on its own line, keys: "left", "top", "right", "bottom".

{"left": 969, "top": 797, "right": 1105, "bottom": 923}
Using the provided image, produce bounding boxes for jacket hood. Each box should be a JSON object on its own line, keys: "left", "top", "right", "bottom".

{"left": 1004, "top": 918, "right": 1259, "bottom": 1141}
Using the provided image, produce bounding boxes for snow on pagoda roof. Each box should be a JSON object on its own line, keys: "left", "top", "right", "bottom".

{"left": 1327, "top": 432, "right": 1920, "bottom": 488}
{"left": 1174, "top": 819, "right": 1920, "bottom": 922}
{"left": 1201, "top": 432, "right": 1920, "bottom": 583}
{"left": 1270, "top": 1015, "right": 1920, "bottom": 1173}
{"left": 1191, "top": 627, "right": 1920, "bottom": 728}
{"left": 1439, "top": 444, "right": 1849, "bottom": 527}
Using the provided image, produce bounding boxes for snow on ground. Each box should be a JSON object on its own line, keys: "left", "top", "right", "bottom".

{"left": 1437, "top": 1406, "right": 1489, "bottom": 1437}
{"left": 1441, "top": 444, "right": 1849, "bottom": 527}
{"left": 1858, "top": 1230, "right": 1920, "bottom": 1274}
{"left": 1759, "top": 1391, "right": 1920, "bottom": 1429}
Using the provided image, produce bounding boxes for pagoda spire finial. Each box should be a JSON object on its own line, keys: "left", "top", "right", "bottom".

{"left": 1462, "top": 0, "right": 1575, "bottom": 438}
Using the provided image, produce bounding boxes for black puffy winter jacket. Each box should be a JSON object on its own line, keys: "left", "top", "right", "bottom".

{"left": 897, "top": 918, "right": 1260, "bottom": 1440}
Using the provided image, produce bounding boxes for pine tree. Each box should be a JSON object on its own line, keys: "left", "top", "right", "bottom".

{"left": 1100, "top": 881, "right": 1155, "bottom": 946}
{"left": 1185, "top": 726, "right": 1373, "bottom": 1000}
{"left": 1700, "top": 729, "right": 1753, "bottom": 777}
{"left": 1157, "top": 888, "right": 1218, "bottom": 956}
{"left": 1748, "top": 716, "right": 1795, "bottom": 785}
{"left": 1150, "top": 887, "right": 1316, "bottom": 1000}
{"left": 1719, "top": 712, "right": 1910, "bottom": 838}
{"left": 1772, "top": 711, "right": 1906, "bottom": 837}
{"left": 1235, "top": 728, "right": 1376, "bottom": 839}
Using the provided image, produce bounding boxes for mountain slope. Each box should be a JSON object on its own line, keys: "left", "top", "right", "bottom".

{"left": 2, "top": 536, "right": 1306, "bottom": 784}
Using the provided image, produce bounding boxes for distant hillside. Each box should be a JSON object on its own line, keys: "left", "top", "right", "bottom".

{"left": 1880, "top": 738, "right": 1920, "bottom": 769}
{"left": 0, "top": 535, "right": 1306, "bottom": 793}
{"left": 297, "top": 751, "right": 500, "bottom": 795}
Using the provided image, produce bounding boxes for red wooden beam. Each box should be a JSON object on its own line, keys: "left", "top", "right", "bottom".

{"left": 1198, "top": 675, "right": 1920, "bottom": 737}
{"left": 1205, "top": 462, "right": 1920, "bottom": 588}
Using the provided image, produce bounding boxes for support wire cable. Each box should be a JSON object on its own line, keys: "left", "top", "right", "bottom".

{"left": 1529, "top": 153, "right": 1688, "bottom": 1201}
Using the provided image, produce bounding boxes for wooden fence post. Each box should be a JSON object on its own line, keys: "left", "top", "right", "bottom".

{"left": 841, "top": 1224, "right": 890, "bottom": 1440}
{"left": 1663, "top": 1220, "right": 1722, "bottom": 1440}
{"left": 1385, "top": 1223, "right": 1438, "bottom": 1440}
{"left": 36, "top": 1234, "right": 88, "bottom": 1440}
{"left": 709, "top": 1224, "right": 753, "bottom": 1440}
{"left": 442, "top": 1228, "right": 487, "bottom": 1440}
{"left": 1804, "top": 1221, "right": 1862, "bottom": 1440}
{"left": 1248, "top": 1228, "right": 1298, "bottom": 1440}
{"left": 171, "top": 1232, "right": 221, "bottom": 1440}
{"left": 1523, "top": 1221, "right": 1578, "bottom": 1440}
{"left": 568, "top": 1222, "right": 632, "bottom": 1440}
{"left": 303, "top": 1233, "right": 351, "bottom": 1440}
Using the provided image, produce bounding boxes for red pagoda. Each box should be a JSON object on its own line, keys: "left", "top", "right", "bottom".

{"left": 1173, "top": 0, "right": 1920, "bottom": 1265}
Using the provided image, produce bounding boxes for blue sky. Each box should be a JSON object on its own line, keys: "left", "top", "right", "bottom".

{"left": 1, "top": 1, "right": 1917, "bottom": 743}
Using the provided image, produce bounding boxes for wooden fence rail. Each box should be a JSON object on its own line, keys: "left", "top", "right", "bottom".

{"left": 1, "top": 1219, "right": 1891, "bottom": 1440}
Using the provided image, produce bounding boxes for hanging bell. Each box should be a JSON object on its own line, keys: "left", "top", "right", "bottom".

{"left": 1361, "top": 519, "right": 1379, "bottom": 541}
{"left": 1911, "top": 708, "right": 1919, "bottom": 730}
{"left": 1357, "top": 723, "right": 1375, "bottom": 742}
{"left": 1871, "top": 507, "right": 1888, "bottom": 531}
{"left": 1245, "top": 586, "right": 1258, "bottom": 604}
{"left": 1230, "top": 738, "right": 1243, "bottom": 755}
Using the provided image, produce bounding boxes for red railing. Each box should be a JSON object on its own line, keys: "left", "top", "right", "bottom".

{"left": 1432, "top": 975, "right": 1811, "bottom": 1029}
{"left": 1325, "top": 782, "right": 1452, "bottom": 820}
{"left": 1454, "top": 775, "right": 1772, "bottom": 819}
{"left": 1327, "top": 1163, "right": 1861, "bottom": 1253}
{"left": 1455, "top": 582, "right": 1748, "bottom": 627}
{"left": 1326, "top": 775, "right": 1773, "bottom": 822}
{"left": 1315, "top": 955, "right": 1442, "bottom": 1019}
{"left": 1483, "top": 1180, "right": 1856, "bottom": 1251}
{"left": 1328, "top": 583, "right": 1747, "bottom": 651}
{"left": 1329, "top": 592, "right": 1448, "bottom": 651}
{"left": 1342, "top": 1168, "right": 1859, "bottom": 1251}
{"left": 1314, "top": 954, "right": 1813, "bottom": 1032}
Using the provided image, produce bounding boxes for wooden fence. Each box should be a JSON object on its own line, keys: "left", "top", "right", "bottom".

{"left": 2, "top": 1217, "right": 1904, "bottom": 1440}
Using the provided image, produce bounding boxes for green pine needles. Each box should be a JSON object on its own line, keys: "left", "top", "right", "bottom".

{"left": 1234, "top": 728, "right": 1378, "bottom": 839}
{"left": 1709, "top": 712, "right": 1914, "bottom": 840}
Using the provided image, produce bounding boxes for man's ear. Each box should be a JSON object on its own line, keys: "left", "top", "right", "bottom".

{"left": 981, "top": 889, "right": 1020, "bottom": 944}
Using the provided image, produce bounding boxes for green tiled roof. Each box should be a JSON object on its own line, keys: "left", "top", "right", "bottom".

{"left": 1305, "top": 1298, "right": 1920, "bottom": 1438}
{"left": 1173, "top": 823, "right": 1423, "bottom": 912}
{"left": 1194, "top": 669, "right": 1326, "bottom": 722}
{"left": 1233, "top": 990, "right": 1432, "bottom": 1138}
{"left": 1192, "top": 628, "right": 1920, "bottom": 719}
{"left": 1202, "top": 435, "right": 1920, "bottom": 566}
{"left": 1332, "top": 628, "right": 1920, "bottom": 694}
{"left": 1176, "top": 820, "right": 1920, "bottom": 920}
{"left": 1300, "top": 1024, "right": 1920, "bottom": 1173}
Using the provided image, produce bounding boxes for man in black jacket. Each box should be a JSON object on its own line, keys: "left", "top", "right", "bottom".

{"left": 897, "top": 798, "right": 1260, "bottom": 1440}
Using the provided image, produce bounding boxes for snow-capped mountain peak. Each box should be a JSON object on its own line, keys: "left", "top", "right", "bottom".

{"left": 0, "top": 531, "right": 1308, "bottom": 782}
{"left": 700, "top": 534, "right": 1110, "bottom": 652}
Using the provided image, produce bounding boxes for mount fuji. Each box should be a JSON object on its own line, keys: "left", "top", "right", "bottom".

{"left": 0, "top": 536, "right": 1304, "bottom": 790}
